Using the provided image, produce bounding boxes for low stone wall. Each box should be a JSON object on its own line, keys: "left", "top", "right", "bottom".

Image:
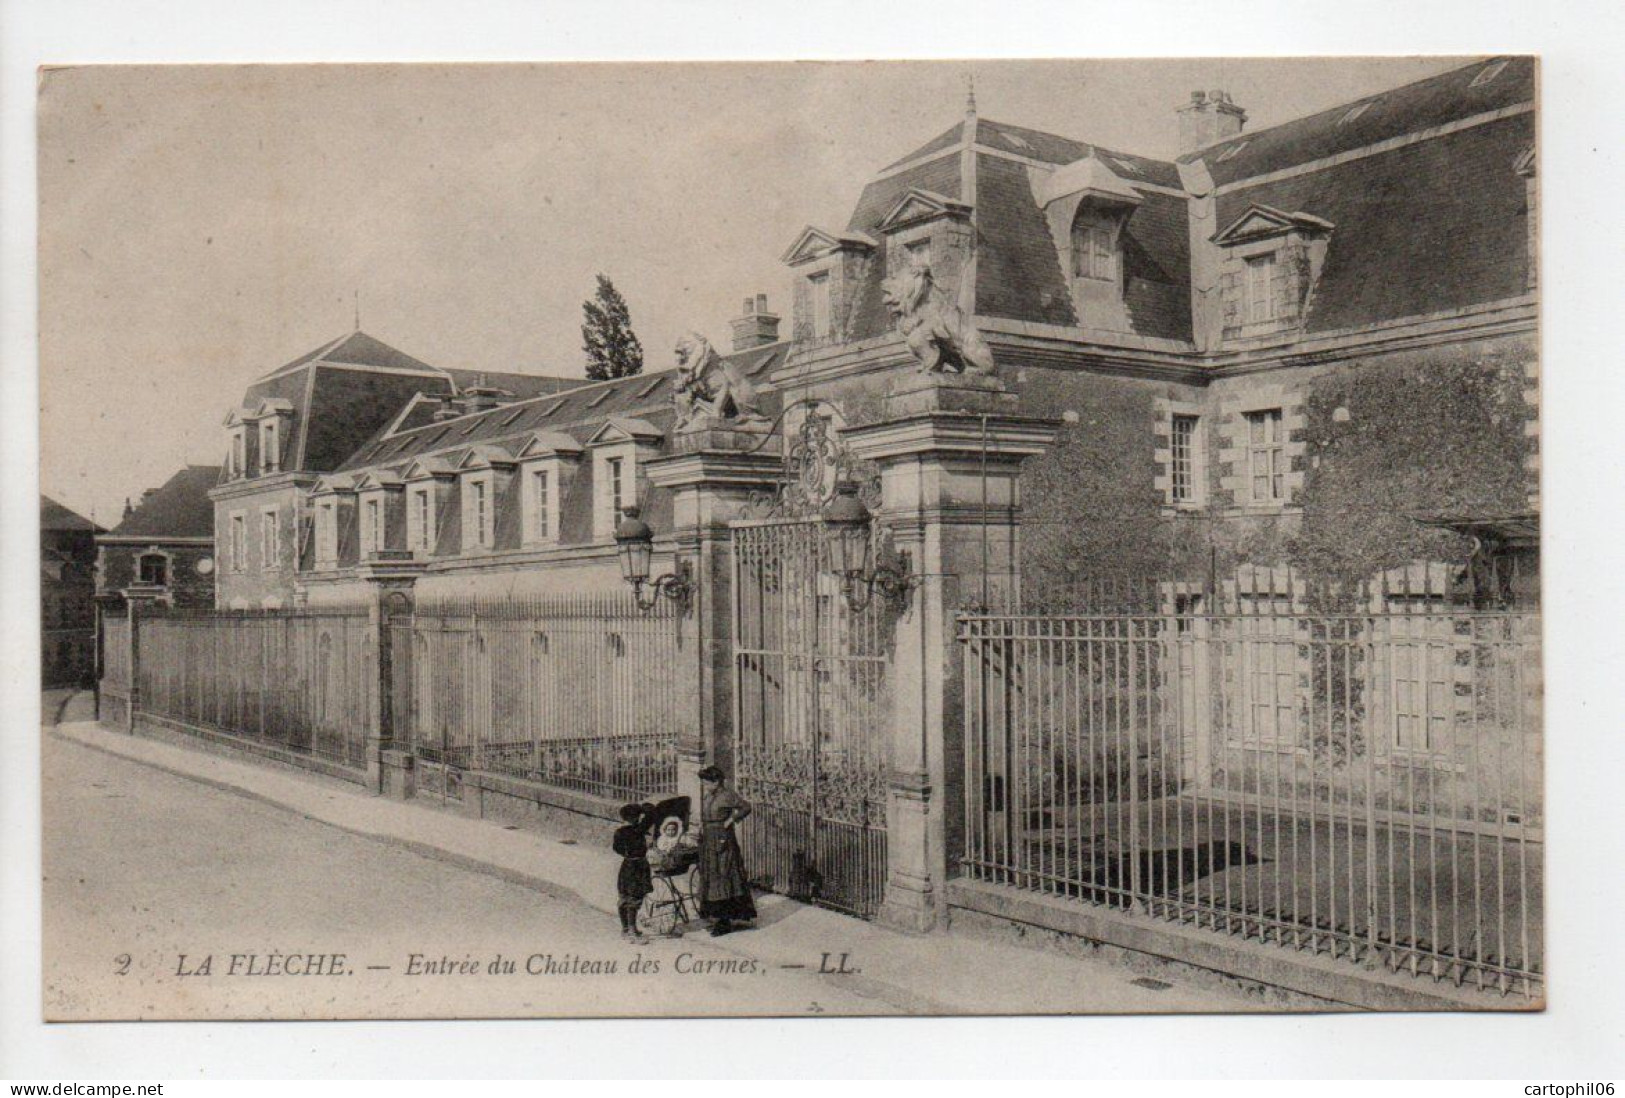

{"left": 943, "top": 878, "right": 1534, "bottom": 1013}
{"left": 132, "top": 712, "right": 370, "bottom": 788}
{"left": 379, "top": 749, "right": 622, "bottom": 846}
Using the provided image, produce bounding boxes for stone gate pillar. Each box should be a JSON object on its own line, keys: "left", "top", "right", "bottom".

{"left": 359, "top": 553, "right": 424, "bottom": 796}
{"left": 644, "top": 425, "right": 782, "bottom": 810}
{"left": 845, "top": 374, "right": 1058, "bottom": 932}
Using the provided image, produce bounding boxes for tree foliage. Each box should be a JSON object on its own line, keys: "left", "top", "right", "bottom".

{"left": 580, "top": 274, "right": 644, "bottom": 381}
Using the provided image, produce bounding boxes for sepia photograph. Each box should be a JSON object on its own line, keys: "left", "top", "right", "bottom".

{"left": 34, "top": 52, "right": 1546, "bottom": 1025}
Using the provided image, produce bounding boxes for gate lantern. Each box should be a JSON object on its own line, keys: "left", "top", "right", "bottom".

{"left": 822, "top": 480, "right": 915, "bottom": 611}
{"left": 614, "top": 505, "right": 692, "bottom": 613}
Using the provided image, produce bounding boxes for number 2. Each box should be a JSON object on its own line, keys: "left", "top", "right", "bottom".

{"left": 114, "top": 954, "right": 131, "bottom": 976}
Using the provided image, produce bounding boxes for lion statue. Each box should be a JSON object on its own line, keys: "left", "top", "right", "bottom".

{"left": 673, "top": 331, "right": 766, "bottom": 430}
{"left": 880, "top": 260, "right": 995, "bottom": 376}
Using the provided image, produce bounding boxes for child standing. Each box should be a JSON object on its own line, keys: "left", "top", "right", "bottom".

{"left": 612, "top": 803, "right": 654, "bottom": 943}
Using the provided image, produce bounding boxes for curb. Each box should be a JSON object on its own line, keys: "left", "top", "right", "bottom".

{"left": 51, "top": 722, "right": 953, "bottom": 1016}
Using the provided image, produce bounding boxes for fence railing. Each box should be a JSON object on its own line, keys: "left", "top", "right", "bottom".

{"left": 959, "top": 572, "right": 1543, "bottom": 999}
{"left": 132, "top": 607, "right": 376, "bottom": 771}
{"left": 395, "top": 592, "right": 689, "bottom": 803}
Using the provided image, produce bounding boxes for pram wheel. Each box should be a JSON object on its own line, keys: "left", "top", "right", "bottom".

{"left": 638, "top": 865, "right": 698, "bottom": 938}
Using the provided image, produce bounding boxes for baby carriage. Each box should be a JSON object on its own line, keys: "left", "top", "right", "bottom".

{"left": 638, "top": 795, "right": 700, "bottom": 937}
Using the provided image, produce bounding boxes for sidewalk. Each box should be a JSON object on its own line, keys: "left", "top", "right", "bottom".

{"left": 54, "top": 715, "right": 1259, "bottom": 1015}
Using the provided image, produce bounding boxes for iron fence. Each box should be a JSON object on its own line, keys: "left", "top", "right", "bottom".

{"left": 132, "top": 606, "right": 375, "bottom": 771}
{"left": 395, "top": 592, "right": 688, "bottom": 803}
{"left": 959, "top": 567, "right": 1543, "bottom": 999}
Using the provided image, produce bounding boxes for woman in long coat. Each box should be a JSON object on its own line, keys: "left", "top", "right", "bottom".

{"left": 696, "top": 765, "right": 756, "bottom": 936}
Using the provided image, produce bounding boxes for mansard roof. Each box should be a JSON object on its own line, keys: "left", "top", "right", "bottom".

{"left": 336, "top": 341, "right": 785, "bottom": 476}
{"left": 1180, "top": 56, "right": 1534, "bottom": 187}
{"left": 879, "top": 118, "right": 1183, "bottom": 190}
{"left": 844, "top": 137, "right": 1192, "bottom": 342}
{"left": 231, "top": 330, "right": 584, "bottom": 476}
{"left": 835, "top": 56, "right": 1533, "bottom": 345}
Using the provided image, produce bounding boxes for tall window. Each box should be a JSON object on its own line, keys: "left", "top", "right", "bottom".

{"left": 259, "top": 420, "right": 279, "bottom": 474}
{"left": 607, "top": 457, "right": 625, "bottom": 520}
{"left": 532, "top": 468, "right": 551, "bottom": 542}
{"left": 365, "top": 498, "right": 383, "bottom": 557}
{"left": 317, "top": 502, "right": 335, "bottom": 564}
{"left": 1246, "top": 409, "right": 1285, "bottom": 503}
{"left": 231, "top": 514, "right": 247, "bottom": 572}
{"left": 261, "top": 509, "right": 279, "bottom": 571}
{"left": 1071, "top": 210, "right": 1118, "bottom": 282}
{"left": 1245, "top": 253, "right": 1278, "bottom": 324}
{"left": 1170, "top": 414, "right": 1199, "bottom": 503}
{"left": 808, "top": 272, "right": 831, "bottom": 340}
{"left": 411, "top": 489, "right": 432, "bottom": 555}
{"left": 472, "top": 480, "right": 491, "bottom": 549}
{"left": 231, "top": 432, "right": 246, "bottom": 478}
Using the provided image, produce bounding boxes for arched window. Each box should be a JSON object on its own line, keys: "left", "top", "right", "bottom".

{"left": 1071, "top": 207, "right": 1119, "bottom": 283}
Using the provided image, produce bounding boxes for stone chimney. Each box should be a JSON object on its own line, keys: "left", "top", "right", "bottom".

{"left": 729, "top": 294, "right": 781, "bottom": 352}
{"left": 1178, "top": 89, "right": 1247, "bottom": 154}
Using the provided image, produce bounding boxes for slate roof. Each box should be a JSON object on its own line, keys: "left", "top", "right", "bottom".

{"left": 259, "top": 331, "right": 442, "bottom": 381}
{"left": 108, "top": 466, "right": 222, "bottom": 538}
{"left": 1215, "top": 111, "right": 1533, "bottom": 333}
{"left": 1183, "top": 56, "right": 1534, "bottom": 187}
{"left": 443, "top": 369, "right": 584, "bottom": 400}
{"left": 879, "top": 119, "right": 1182, "bottom": 190}
{"left": 336, "top": 343, "right": 786, "bottom": 474}
{"left": 844, "top": 56, "right": 1531, "bottom": 345}
{"left": 41, "top": 495, "right": 102, "bottom": 533}
{"left": 233, "top": 331, "right": 583, "bottom": 475}
{"left": 846, "top": 141, "right": 1191, "bottom": 341}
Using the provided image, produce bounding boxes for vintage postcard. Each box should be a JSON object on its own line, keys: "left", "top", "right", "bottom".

{"left": 38, "top": 56, "right": 1542, "bottom": 1021}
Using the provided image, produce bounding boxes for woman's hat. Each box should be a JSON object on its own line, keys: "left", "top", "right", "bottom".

{"left": 697, "top": 765, "right": 725, "bottom": 782}
{"left": 618, "top": 802, "right": 645, "bottom": 823}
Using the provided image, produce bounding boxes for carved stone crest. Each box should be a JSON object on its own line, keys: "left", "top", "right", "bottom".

{"left": 880, "top": 261, "right": 995, "bottom": 376}
{"left": 672, "top": 331, "right": 767, "bottom": 430}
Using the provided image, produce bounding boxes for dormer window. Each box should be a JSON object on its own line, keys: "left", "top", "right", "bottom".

{"left": 1071, "top": 208, "right": 1120, "bottom": 283}
{"left": 1213, "top": 204, "right": 1335, "bottom": 339}
{"left": 409, "top": 488, "right": 434, "bottom": 555}
{"left": 468, "top": 477, "right": 493, "bottom": 550}
{"left": 231, "top": 431, "right": 246, "bottom": 479}
{"left": 316, "top": 501, "right": 338, "bottom": 567}
{"left": 259, "top": 419, "right": 280, "bottom": 474}
{"left": 808, "top": 272, "right": 831, "bottom": 341}
{"left": 1245, "top": 253, "right": 1279, "bottom": 324}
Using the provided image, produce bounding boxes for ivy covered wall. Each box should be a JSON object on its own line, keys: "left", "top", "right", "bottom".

{"left": 1285, "top": 334, "right": 1535, "bottom": 584}
{"left": 1012, "top": 331, "right": 1536, "bottom": 596}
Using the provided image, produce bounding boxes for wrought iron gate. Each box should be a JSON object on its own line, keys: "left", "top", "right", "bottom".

{"left": 731, "top": 517, "right": 891, "bottom": 918}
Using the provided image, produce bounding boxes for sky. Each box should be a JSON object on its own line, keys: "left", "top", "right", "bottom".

{"left": 38, "top": 56, "right": 1471, "bottom": 525}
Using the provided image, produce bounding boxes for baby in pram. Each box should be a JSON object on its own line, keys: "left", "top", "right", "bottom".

{"left": 637, "top": 806, "right": 700, "bottom": 937}
{"left": 647, "top": 814, "right": 699, "bottom": 876}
